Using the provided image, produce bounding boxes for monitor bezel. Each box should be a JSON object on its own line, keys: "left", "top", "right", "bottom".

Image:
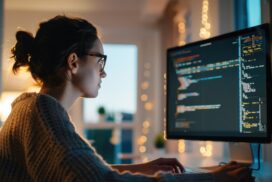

{"left": 166, "top": 23, "right": 272, "bottom": 143}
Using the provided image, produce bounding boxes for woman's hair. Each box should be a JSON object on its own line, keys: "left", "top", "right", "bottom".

{"left": 11, "top": 15, "right": 99, "bottom": 87}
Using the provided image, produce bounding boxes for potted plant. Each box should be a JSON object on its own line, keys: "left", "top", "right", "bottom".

{"left": 154, "top": 132, "right": 165, "bottom": 154}
{"left": 97, "top": 106, "right": 106, "bottom": 122}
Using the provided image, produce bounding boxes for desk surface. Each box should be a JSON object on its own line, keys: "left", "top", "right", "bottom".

{"left": 141, "top": 152, "right": 272, "bottom": 182}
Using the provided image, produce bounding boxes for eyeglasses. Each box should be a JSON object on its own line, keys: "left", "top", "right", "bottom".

{"left": 86, "top": 53, "right": 107, "bottom": 72}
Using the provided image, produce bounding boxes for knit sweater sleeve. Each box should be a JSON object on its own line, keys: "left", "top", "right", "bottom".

{"left": 60, "top": 149, "right": 214, "bottom": 182}
{"left": 24, "top": 94, "right": 214, "bottom": 182}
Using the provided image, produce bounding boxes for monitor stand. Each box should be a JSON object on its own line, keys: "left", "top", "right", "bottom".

{"left": 229, "top": 142, "right": 253, "bottom": 165}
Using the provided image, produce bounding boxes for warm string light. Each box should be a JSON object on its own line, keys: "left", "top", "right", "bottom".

{"left": 140, "top": 94, "right": 148, "bottom": 102}
{"left": 174, "top": 12, "right": 187, "bottom": 46}
{"left": 178, "top": 140, "right": 186, "bottom": 154}
{"left": 199, "top": 0, "right": 211, "bottom": 39}
{"left": 163, "top": 73, "right": 168, "bottom": 150}
{"left": 177, "top": 20, "right": 186, "bottom": 46}
{"left": 163, "top": 117, "right": 166, "bottom": 140}
{"left": 142, "top": 121, "right": 150, "bottom": 135}
{"left": 138, "top": 62, "right": 153, "bottom": 159}
{"left": 141, "top": 81, "right": 149, "bottom": 90}
{"left": 138, "top": 119, "right": 150, "bottom": 155}
{"left": 144, "top": 102, "right": 153, "bottom": 111}
{"left": 199, "top": 141, "right": 213, "bottom": 157}
{"left": 163, "top": 73, "right": 167, "bottom": 96}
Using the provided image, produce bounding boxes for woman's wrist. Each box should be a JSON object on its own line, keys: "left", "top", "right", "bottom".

{"left": 111, "top": 163, "right": 144, "bottom": 173}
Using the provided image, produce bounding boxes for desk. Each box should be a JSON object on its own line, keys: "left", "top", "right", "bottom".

{"left": 141, "top": 152, "right": 272, "bottom": 182}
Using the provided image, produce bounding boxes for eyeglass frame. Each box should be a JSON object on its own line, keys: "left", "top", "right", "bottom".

{"left": 85, "top": 52, "right": 107, "bottom": 72}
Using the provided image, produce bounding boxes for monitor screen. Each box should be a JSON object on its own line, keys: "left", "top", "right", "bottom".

{"left": 166, "top": 24, "right": 271, "bottom": 143}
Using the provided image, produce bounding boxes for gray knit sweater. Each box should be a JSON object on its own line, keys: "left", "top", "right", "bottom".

{"left": 0, "top": 92, "right": 214, "bottom": 181}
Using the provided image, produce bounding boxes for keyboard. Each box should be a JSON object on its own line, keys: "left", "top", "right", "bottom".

{"left": 184, "top": 167, "right": 212, "bottom": 174}
{"left": 184, "top": 162, "right": 252, "bottom": 174}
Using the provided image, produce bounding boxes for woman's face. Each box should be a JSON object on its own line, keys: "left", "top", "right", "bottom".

{"left": 73, "top": 39, "right": 107, "bottom": 98}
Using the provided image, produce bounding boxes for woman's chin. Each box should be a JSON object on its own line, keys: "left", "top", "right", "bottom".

{"left": 82, "top": 90, "right": 99, "bottom": 98}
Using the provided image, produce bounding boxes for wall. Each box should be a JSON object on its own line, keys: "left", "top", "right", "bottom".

{"left": 0, "top": 0, "right": 3, "bottom": 94}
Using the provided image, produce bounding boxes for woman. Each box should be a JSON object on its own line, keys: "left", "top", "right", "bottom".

{"left": 0, "top": 15, "right": 252, "bottom": 181}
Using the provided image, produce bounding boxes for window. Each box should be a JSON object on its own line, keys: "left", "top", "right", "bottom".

{"left": 82, "top": 44, "right": 138, "bottom": 164}
{"left": 247, "top": 0, "right": 261, "bottom": 27}
{"left": 234, "top": 0, "right": 262, "bottom": 30}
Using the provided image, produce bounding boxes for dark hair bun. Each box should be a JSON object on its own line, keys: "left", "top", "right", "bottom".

{"left": 11, "top": 16, "right": 98, "bottom": 87}
{"left": 12, "top": 30, "right": 34, "bottom": 73}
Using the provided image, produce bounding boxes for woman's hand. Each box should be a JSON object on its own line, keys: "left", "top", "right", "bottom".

{"left": 142, "top": 157, "right": 185, "bottom": 174}
{"left": 212, "top": 162, "right": 254, "bottom": 182}
{"left": 111, "top": 157, "right": 184, "bottom": 175}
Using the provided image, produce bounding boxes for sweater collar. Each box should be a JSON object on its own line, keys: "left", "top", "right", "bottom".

{"left": 11, "top": 92, "right": 65, "bottom": 111}
{"left": 11, "top": 92, "right": 38, "bottom": 108}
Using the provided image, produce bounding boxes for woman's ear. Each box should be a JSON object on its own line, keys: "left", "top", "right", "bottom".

{"left": 67, "top": 53, "right": 79, "bottom": 74}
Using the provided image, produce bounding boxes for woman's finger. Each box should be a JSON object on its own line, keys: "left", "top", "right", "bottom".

{"left": 171, "top": 158, "right": 185, "bottom": 173}
{"left": 159, "top": 158, "right": 184, "bottom": 173}
{"left": 154, "top": 165, "right": 174, "bottom": 173}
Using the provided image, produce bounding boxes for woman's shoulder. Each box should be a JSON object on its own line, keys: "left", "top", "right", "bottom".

{"left": 8, "top": 92, "right": 38, "bottom": 118}
{"left": 35, "top": 93, "right": 71, "bottom": 126}
{"left": 11, "top": 92, "right": 71, "bottom": 127}
{"left": 11, "top": 92, "right": 38, "bottom": 108}
{"left": 11, "top": 92, "right": 67, "bottom": 115}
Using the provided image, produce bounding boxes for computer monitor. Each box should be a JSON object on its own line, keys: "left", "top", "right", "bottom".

{"left": 166, "top": 24, "right": 271, "bottom": 143}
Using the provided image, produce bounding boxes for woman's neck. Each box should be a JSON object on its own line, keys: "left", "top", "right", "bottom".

{"left": 39, "top": 83, "right": 80, "bottom": 111}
